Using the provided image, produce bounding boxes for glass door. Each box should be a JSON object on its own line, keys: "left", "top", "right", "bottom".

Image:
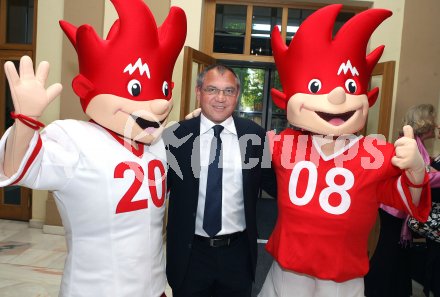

{"left": 267, "top": 69, "right": 287, "bottom": 133}
{"left": 229, "top": 63, "right": 287, "bottom": 132}
{"left": 233, "top": 67, "right": 266, "bottom": 126}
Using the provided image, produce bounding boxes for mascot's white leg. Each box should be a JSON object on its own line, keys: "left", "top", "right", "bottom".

{"left": 259, "top": 261, "right": 365, "bottom": 297}
{"left": 258, "top": 261, "right": 315, "bottom": 297}
{"left": 314, "top": 276, "right": 364, "bottom": 297}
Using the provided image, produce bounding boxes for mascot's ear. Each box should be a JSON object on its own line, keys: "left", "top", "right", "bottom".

{"left": 367, "top": 87, "right": 379, "bottom": 107}
{"left": 271, "top": 88, "right": 288, "bottom": 110}
{"left": 72, "top": 74, "right": 95, "bottom": 99}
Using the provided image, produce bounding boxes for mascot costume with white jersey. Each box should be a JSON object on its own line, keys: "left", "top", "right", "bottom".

{"left": 259, "top": 4, "right": 431, "bottom": 297}
{"left": 0, "top": 0, "right": 186, "bottom": 296}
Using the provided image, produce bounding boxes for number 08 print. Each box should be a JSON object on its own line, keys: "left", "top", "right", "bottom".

{"left": 289, "top": 161, "right": 354, "bottom": 215}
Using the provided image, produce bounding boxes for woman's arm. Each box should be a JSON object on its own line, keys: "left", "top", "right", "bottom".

{"left": 428, "top": 171, "right": 440, "bottom": 188}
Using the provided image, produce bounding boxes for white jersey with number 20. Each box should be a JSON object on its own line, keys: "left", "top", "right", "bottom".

{"left": 0, "top": 120, "right": 167, "bottom": 297}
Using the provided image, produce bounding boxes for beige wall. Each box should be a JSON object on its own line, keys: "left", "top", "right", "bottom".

{"left": 59, "top": 0, "right": 105, "bottom": 122}
{"left": 393, "top": 0, "right": 440, "bottom": 155}
{"left": 361, "top": 0, "right": 405, "bottom": 140}
{"left": 31, "top": 0, "right": 64, "bottom": 224}
{"left": 104, "top": 0, "right": 171, "bottom": 35}
{"left": 169, "top": 0, "right": 204, "bottom": 122}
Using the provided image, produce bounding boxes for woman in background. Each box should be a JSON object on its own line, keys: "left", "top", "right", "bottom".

{"left": 365, "top": 103, "right": 440, "bottom": 297}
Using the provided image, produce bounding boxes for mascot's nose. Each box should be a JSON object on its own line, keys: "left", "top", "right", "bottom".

{"left": 151, "top": 99, "right": 171, "bottom": 115}
{"left": 327, "top": 87, "right": 346, "bottom": 105}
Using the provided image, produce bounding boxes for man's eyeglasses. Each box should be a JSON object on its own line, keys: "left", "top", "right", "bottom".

{"left": 202, "top": 86, "right": 237, "bottom": 97}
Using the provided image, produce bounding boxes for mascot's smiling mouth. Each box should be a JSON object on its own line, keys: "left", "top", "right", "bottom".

{"left": 315, "top": 110, "right": 356, "bottom": 126}
{"left": 131, "top": 115, "right": 165, "bottom": 129}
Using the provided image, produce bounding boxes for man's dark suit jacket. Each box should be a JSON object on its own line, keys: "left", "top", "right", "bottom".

{"left": 164, "top": 115, "right": 276, "bottom": 290}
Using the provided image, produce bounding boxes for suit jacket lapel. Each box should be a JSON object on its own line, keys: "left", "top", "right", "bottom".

{"left": 181, "top": 116, "right": 201, "bottom": 195}
{"left": 233, "top": 116, "right": 252, "bottom": 207}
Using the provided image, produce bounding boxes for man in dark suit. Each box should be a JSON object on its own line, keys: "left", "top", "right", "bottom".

{"left": 165, "top": 64, "right": 276, "bottom": 297}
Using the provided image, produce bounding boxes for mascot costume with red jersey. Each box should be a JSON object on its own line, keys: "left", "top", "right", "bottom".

{"left": 259, "top": 4, "right": 431, "bottom": 297}
{"left": 0, "top": 0, "right": 186, "bottom": 296}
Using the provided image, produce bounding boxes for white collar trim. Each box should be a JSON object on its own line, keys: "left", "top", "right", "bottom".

{"left": 311, "top": 134, "right": 363, "bottom": 161}
{"left": 200, "top": 114, "right": 236, "bottom": 135}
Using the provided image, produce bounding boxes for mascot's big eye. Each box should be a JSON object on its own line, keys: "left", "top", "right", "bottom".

{"left": 308, "top": 79, "right": 322, "bottom": 93}
{"left": 162, "top": 81, "right": 169, "bottom": 97}
{"left": 345, "top": 79, "right": 357, "bottom": 94}
{"left": 127, "top": 79, "right": 141, "bottom": 97}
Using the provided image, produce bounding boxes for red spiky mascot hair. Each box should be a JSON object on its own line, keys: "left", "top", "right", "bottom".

{"left": 59, "top": 0, "right": 187, "bottom": 112}
{"left": 271, "top": 4, "right": 392, "bottom": 110}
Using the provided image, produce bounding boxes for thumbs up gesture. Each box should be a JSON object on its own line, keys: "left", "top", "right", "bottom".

{"left": 392, "top": 125, "right": 426, "bottom": 184}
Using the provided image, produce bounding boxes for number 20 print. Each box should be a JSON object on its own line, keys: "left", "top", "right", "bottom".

{"left": 114, "top": 160, "right": 166, "bottom": 214}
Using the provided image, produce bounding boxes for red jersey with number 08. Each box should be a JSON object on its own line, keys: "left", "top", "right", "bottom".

{"left": 266, "top": 128, "right": 431, "bottom": 282}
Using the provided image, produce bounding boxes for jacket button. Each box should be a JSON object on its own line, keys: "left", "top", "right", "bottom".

{"left": 188, "top": 243, "right": 192, "bottom": 249}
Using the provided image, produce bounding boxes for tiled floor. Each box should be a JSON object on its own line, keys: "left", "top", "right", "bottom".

{"left": 0, "top": 219, "right": 65, "bottom": 296}
{"left": 0, "top": 219, "right": 172, "bottom": 297}
{"left": 0, "top": 219, "right": 430, "bottom": 297}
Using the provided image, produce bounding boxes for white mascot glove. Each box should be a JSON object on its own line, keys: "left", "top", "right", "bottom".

{"left": 391, "top": 125, "right": 426, "bottom": 185}
{"left": 4, "top": 55, "right": 62, "bottom": 118}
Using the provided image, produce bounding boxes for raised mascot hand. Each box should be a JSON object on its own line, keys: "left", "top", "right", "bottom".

{"left": 3, "top": 56, "right": 62, "bottom": 177}
{"left": 185, "top": 107, "right": 201, "bottom": 120}
{"left": 392, "top": 125, "right": 426, "bottom": 185}
{"left": 4, "top": 56, "right": 62, "bottom": 118}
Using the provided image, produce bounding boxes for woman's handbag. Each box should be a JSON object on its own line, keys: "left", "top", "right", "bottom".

{"left": 408, "top": 202, "right": 440, "bottom": 243}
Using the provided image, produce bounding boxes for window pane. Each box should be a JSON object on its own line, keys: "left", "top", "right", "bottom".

{"left": 233, "top": 67, "right": 265, "bottom": 127}
{"left": 214, "top": 4, "right": 247, "bottom": 54}
{"left": 287, "top": 9, "right": 355, "bottom": 45}
{"left": 6, "top": 0, "right": 34, "bottom": 44}
{"left": 333, "top": 12, "right": 356, "bottom": 34}
{"left": 286, "top": 8, "right": 314, "bottom": 45}
{"left": 3, "top": 186, "right": 21, "bottom": 205}
{"left": 250, "top": 7, "right": 282, "bottom": 56}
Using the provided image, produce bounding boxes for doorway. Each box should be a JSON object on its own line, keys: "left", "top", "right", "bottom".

{"left": 0, "top": 0, "right": 37, "bottom": 221}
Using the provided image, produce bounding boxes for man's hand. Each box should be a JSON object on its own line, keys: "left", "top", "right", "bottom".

{"left": 392, "top": 125, "right": 425, "bottom": 185}
{"left": 4, "top": 55, "right": 62, "bottom": 118}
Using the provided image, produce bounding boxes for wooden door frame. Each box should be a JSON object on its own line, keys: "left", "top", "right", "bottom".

{"left": 0, "top": 186, "right": 32, "bottom": 221}
{"left": 180, "top": 46, "right": 217, "bottom": 120}
{"left": 371, "top": 61, "right": 396, "bottom": 139}
{"left": 365, "top": 60, "right": 396, "bottom": 257}
{"left": 360, "top": 61, "right": 396, "bottom": 139}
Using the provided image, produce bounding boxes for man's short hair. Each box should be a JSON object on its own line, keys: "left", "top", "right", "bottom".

{"left": 196, "top": 64, "right": 241, "bottom": 92}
